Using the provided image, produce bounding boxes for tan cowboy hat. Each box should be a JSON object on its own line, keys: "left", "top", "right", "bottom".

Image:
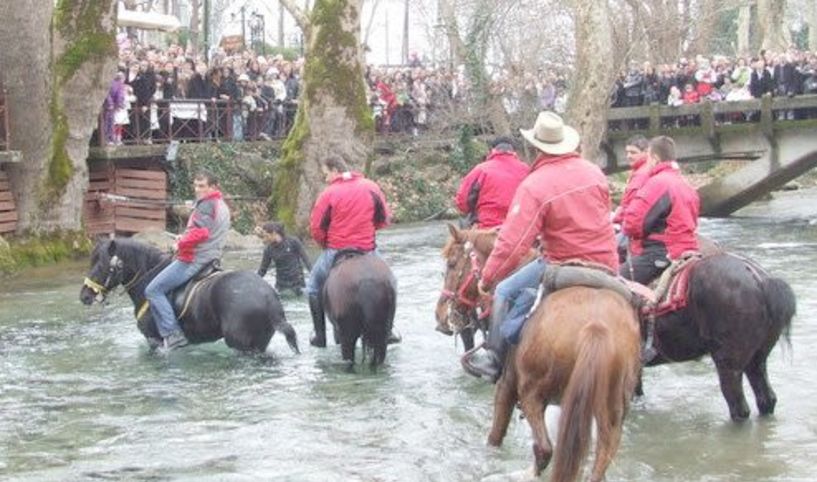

{"left": 520, "top": 111, "right": 580, "bottom": 155}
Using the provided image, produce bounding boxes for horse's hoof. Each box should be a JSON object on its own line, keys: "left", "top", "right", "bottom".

{"left": 386, "top": 331, "right": 402, "bottom": 345}
{"left": 435, "top": 324, "right": 453, "bottom": 336}
{"left": 310, "top": 335, "right": 327, "bottom": 348}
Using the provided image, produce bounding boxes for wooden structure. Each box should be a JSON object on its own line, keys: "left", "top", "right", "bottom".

{"left": 84, "top": 162, "right": 167, "bottom": 236}
{"left": 0, "top": 170, "right": 17, "bottom": 234}
{"left": 0, "top": 86, "right": 20, "bottom": 235}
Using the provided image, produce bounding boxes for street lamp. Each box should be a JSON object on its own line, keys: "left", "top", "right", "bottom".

{"left": 250, "top": 12, "right": 266, "bottom": 55}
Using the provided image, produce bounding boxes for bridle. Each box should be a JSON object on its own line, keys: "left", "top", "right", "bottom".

{"left": 83, "top": 254, "right": 143, "bottom": 302}
{"left": 440, "top": 241, "right": 492, "bottom": 326}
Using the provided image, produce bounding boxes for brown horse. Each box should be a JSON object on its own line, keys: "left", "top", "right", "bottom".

{"left": 323, "top": 250, "right": 397, "bottom": 367}
{"left": 435, "top": 225, "right": 535, "bottom": 351}
{"left": 488, "top": 286, "right": 641, "bottom": 481}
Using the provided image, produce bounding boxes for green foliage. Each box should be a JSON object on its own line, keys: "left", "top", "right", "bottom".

{"left": 0, "top": 232, "right": 93, "bottom": 276}
{"left": 449, "top": 125, "right": 487, "bottom": 175}
{"left": 55, "top": 32, "right": 116, "bottom": 82}
{"left": 376, "top": 157, "right": 456, "bottom": 223}
{"left": 710, "top": 7, "right": 740, "bottom": 56}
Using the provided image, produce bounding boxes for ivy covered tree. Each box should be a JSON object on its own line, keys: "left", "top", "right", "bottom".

{"left": 0, "top": 0, "right": 118, "bottom": 233}
{"left": 276, "top": 0, "right": 373, "bottom": 231}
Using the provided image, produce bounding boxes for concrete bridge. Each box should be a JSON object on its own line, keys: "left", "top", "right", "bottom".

{"left": 602, "top": 94, "right": 817, "bottom": 216}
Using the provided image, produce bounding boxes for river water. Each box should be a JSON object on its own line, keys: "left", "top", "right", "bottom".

{"left": 1, "top": 191, "right": 816, "bottom": 481}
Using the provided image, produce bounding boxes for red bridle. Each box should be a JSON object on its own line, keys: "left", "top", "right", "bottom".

{"left": 441, "top": 243, "right": 492, "bottom": 320}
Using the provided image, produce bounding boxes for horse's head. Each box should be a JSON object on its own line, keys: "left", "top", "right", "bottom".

{"left": 435, "top": 224, "right": 496, "bottom": 332}
{"left": 80, "top": 239, "right": 129, "bottom": 305}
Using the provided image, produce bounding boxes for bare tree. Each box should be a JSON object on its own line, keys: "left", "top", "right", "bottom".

{"left": 0, "top": 0, "right": 118, "bottom": 233}
{"left": 274, "top": 0, "right": 372, "bottom": 231}
{"left": 737, "top": 1, "right": 753, "bottom": 55}
{"left": 758, "top": 0, "right": 790, "bottom": 51}
{"left": 808, "top": 0, "right": 817, "bottom": 50}
{"left": 565, "top": 0, "right": 615, "bottom": 163}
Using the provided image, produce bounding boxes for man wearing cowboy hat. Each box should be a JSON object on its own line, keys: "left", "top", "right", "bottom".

{"left": 462, "top": 112, "right": 618, "bottom": 382}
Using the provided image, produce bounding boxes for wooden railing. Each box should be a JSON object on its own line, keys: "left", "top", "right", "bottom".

{"left": 606, "top": 94, "right": 817, "bottom": 139}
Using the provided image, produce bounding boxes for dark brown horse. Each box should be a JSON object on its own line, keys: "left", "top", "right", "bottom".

{"left": 323, "top": 251, "right": 397, "bottom": 367}
{"left": 642, "top": 252, "right": 796, "bottom": 421}
{"left": 488, "top": 286, "right": 641, "bottom": 481}
{"left": 435, "top": 225, "right": 536, "bottom": 351}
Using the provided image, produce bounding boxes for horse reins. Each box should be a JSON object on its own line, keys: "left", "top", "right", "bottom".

{"left": 440, "top": 242, "right": 492, "bottom": 321}
{"left": 83, "top": 254, "right": 145, "bottom": 300}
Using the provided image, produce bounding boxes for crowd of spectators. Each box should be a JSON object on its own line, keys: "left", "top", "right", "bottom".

{"left": 101, "top": 38, "right": 817, "bottom": 146}
{"left": 612, "top": 50, "right": 817, "bottom": 109}
{"left": 102, "top": 38, "right": 304, "bottom": 145}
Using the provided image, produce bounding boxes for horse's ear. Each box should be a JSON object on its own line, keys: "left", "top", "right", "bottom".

{"left": 108, "top": 240, "right": 117, "bottom": 257}
{"left": 447, "top": 223, "right": 463, "bottom": 243}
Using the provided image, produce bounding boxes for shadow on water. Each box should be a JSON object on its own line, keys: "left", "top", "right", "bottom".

{"left": 1, "top": 209, "right": 817, "bottom": 480}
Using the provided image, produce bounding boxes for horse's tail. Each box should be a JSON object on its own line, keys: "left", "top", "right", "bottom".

{"left": 360, "top": 279, "right": 394, "bottom": 368}
{"left": 760, "top": 276, "right": 796, "bottom": 350}
{"left": 552, "top": 323, "right": 615, "bottom": 482}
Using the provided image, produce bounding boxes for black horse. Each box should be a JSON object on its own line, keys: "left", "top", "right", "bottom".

{"left": 79, "top": 239, "right": 299, "bottom": 354}
{"left": 645, "top": 253, "right": 796, "bottom": 421}
{"left": 323, "top": 251, "right": 396, "bottom": 367}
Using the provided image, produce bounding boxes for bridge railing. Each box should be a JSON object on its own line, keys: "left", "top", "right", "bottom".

{"left": 0, "top": 87, "right": 8, "bottom": 151}
{"left": 95, "top": 99, "right": 298, "bottom": 146}
{"left": 607, "top": 94, "right": 817, "bottom": 137}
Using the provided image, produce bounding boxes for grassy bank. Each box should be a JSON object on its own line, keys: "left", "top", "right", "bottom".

{"left": 0, "top": 232, "right": 93, "bottom": 277}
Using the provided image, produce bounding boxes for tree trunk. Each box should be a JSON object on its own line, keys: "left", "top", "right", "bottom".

{"left": 0, "top": 0, "right": 117, "bottom": 233}
{"left": 737, "top": 1, "right": 752, "bottom": 54}
{"left": 809, "top": 0, "right": 817, "bottom": 51}
{"left": 189, "top": 0, "right": 201, "bottom": 56}
{"left": 273, "top": 0, "right": 372, "bottom": 231}
{"left": 757, "top": 0, "right": 790, "bottom": 51}
{"left": 565, "top": 0, "right": 615, "bottom": 164}
{"left": 690, "top": 0, "right": 718, "bottom": 56}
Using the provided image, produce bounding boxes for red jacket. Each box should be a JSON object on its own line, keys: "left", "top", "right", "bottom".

{"left": 454, "top": 149, "right": 529, "bottom": 228}
{"left": 310, "top": 171, "right": 390, "bottom": 251}
{"left": 622, "top": 161, "right": 699, "bottom": 259}
{"left": 481, "top": 153, "right": 618, "bottom": 289}
{"left": 613, "top": 153, "right": 650, "bottom": 224}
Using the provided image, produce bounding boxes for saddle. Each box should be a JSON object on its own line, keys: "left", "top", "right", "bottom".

{"left": 644, "top": 252, "right": 703, "bottom": 317}
{"left": 171, "top": 260, "right": 223, "bottom": 319}
{"left": 331, "top": 249, "right": 369, "bottom": 269}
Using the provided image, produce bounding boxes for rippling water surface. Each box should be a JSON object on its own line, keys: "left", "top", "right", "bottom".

{"left": 1, "top": 192, "right": 816, "bottom": 481}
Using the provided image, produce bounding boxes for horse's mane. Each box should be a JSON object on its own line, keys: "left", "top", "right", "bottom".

{"left": 441, "top": 229, "right": 498, "bottom": 259}
{"left": 107, "top": 238, "right": 169, "bottom": 273}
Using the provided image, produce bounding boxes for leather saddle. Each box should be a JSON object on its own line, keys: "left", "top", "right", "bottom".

{"left": 331, "top": 249, "right": 369, "bottom": 269}
{"left": 170, "top": 260, "right": 223, "bottom": 319}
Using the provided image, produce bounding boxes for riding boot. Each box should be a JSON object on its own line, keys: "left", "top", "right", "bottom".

{"left": 461, "top": 300, "right": 509, "bottom": 383}
{"left": 308, "top": 294, "right": 327, "bottom": 348}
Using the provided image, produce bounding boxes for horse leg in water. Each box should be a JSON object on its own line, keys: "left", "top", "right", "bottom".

{"left": 713, "top": 354, "right": 751, "bottom": 421}
{"left": 517, "top": 375, "right": 553, "bottom": 476}
{"left": 745, "top": 346, "right": 777, "bottom": 415}
{"left": 487, "top": 361, "right": 519, "bottom": 446}
{"left": 459, "top": 326, "right": 475, "bottom": 352}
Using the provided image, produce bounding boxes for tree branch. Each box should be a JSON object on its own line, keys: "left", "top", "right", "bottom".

{"left": 279, "top": 0, "right": 312, "bottom": 35}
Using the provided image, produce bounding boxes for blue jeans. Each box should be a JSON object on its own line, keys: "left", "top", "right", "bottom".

{"left": 493, "top": 258, "right": 547, "bottom": 344}
{"left": 145, "top": 260, "right": 202, "bottom": 337}
{"left": 306, "top": 249, "right": 386, "bottom": 297}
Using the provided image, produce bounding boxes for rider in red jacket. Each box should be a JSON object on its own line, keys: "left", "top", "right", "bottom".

{"left": 613, "top": 135, "right": 651, "bottom": 225}
{"left": 462, "top": 112, "right": 618, "bottom": 382}
{"left": 621, "top": 136, "right": 699, "bottom": 285}
{"left": 306, "top": 156, "right": 397, "bottom": 347}
{"left": 454, "top": 137, "right": 529, "bottom": 228}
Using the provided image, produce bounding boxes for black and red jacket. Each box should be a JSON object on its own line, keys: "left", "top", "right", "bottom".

{"left": 622, "top": 161, "right": 699, "bottom": 259}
